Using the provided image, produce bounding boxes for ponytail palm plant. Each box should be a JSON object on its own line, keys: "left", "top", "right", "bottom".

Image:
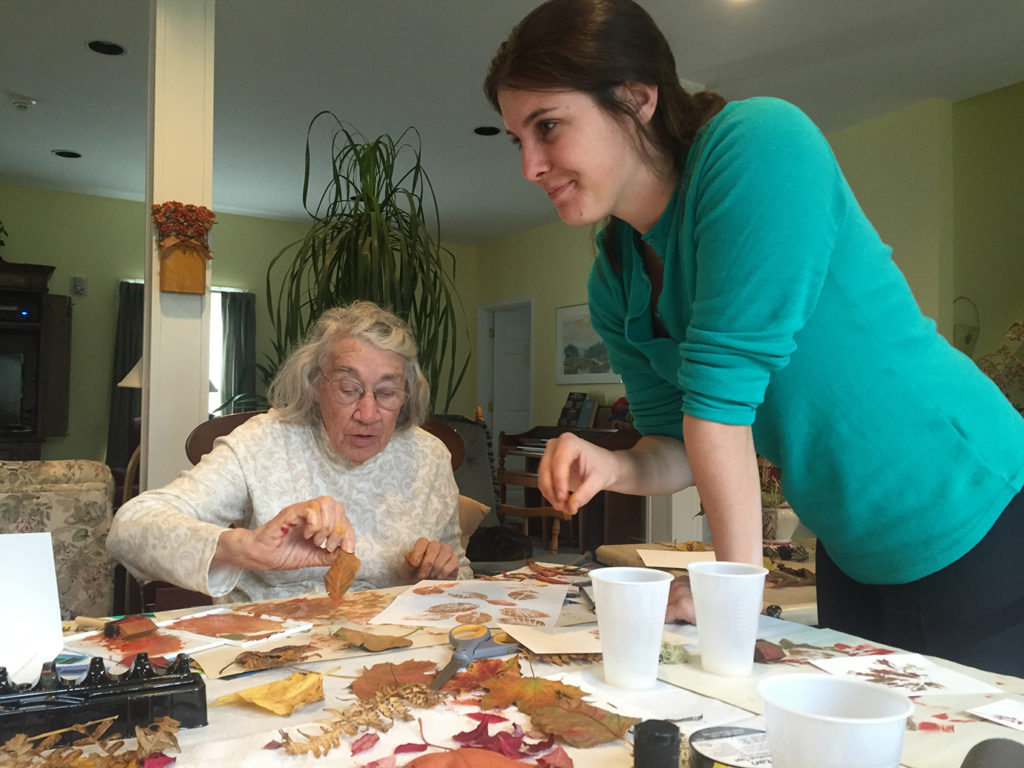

{"left": 262, "top": 111, "right": 469, "bottom": 413}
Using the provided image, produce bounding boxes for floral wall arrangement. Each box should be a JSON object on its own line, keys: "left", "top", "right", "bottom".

{"left": 151, "top": 201, "right": 216, "bottom": 294}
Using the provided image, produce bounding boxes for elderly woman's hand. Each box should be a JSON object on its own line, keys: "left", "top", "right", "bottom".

{"left": 399, "top": 538, "right": 460, "bottom": 581}
{"left": 214, "top": 496, "right": 356, "bottom": 572}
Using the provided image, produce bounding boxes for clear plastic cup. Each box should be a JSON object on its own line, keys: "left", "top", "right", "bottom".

{"left": 687, "top": 560, "right": 767, "bottom": 676}
{"left": 757, "top": 673, "right": 915, "bottom": 768}
{"left": 591, "top": 566, "right": 673, "bottom": 688}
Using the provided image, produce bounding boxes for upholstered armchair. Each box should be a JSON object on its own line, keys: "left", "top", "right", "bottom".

{"left": 0, "top": 460, "right": 116, "bottom": 619}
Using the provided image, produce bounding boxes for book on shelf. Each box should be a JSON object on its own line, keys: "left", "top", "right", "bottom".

{"left": 577, "top": 397, "right": 597, "bottom": 428}
{"left": 557, "top": 391, "right": 588, "bottom": 427}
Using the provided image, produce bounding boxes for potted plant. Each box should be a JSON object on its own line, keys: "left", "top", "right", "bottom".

{"left": 262, "top": 112, "right": 469, "bottom": 413}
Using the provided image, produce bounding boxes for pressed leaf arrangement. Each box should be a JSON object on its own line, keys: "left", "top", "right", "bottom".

{"left": 263, "top": 112, "right": 470, "bottom": 413}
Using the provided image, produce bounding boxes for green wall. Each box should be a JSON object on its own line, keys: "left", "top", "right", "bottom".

{"left": 0, "top": 182, "right": 308, "bottom": 461}
{"left": 953, "top": 80, "right": 1024, "bottom": 354}
{"left": 827, "top": 99, "right": 955, "bottom": 334}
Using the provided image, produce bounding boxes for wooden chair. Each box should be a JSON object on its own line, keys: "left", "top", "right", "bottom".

{"left": 185, "top": 410, "right": 267, "bottom": 465}
{"left": 497, "top": 429, "right": 574, "bottom": 554}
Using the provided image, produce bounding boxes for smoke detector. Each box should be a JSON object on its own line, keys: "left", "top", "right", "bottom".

{"left": 7, "top": 92, "right": 38, "bottom": 111}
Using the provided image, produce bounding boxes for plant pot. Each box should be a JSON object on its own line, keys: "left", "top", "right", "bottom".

{"left": 762, "top": 505, "right": 800, "bottom": 545}
{"left": 159, "top": 244, "right": 207, "bottom": 294}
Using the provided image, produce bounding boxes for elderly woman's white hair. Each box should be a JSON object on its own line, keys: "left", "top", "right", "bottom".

{"left": 267, "top": 301, "right": 430, "bottom": 431}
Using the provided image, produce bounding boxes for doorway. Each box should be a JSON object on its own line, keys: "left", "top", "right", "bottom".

{"left": 477, "top": 297, "right": 533, "bottom": 453}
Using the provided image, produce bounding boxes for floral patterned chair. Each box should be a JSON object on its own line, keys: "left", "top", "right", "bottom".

{"left": 0, "top": 459, "right": 116, "bottom": 619}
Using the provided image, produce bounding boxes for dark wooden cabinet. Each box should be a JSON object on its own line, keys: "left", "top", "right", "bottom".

{"left": 0, "top": 258, "right": 72, "bottom": 460}
{"left": 497, "top": 425, "right": 645, "bottom": 553}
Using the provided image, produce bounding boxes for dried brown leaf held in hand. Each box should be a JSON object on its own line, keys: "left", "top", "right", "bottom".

{"left": 326, "top": 549, "right": 362, "bottom": 606}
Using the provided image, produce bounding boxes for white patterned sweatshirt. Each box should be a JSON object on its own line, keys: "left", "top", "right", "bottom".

{"left": 106, "top": 410, "right": 471, "bottom": 603}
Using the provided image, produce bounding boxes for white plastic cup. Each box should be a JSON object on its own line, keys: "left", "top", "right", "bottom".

{"left": 590, "top": 567, "right": 673, "bottom": 688}
{"left": 687, "top": 560, "right": 767, "bottom": 676}
{"left": 757, "top": 674, "right": 915, "bottom": 768}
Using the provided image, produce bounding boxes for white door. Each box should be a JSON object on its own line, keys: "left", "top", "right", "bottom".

{"left": 491, "top": 302, "right": 533, "bottom": 444}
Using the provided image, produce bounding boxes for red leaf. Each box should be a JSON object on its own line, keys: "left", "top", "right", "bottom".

{"left": 395, "top": 743, "right": 431, "bottom": 754}
{"left": 352, "top": 732, "right": 380, "bottom": 755}
{"left": 536, "top": 745, "right": 574, "bottom": 768}
{"left": 262, "top": 740, "right": 282, "bottom": 750}
{"left": 467, "top": 712, "right": 509, "bottom": 725}
{"left": 143, "top": 756, "right": 177, "bottom": 768}
{"left": 361, "top": 757, "right": 397, "bottom": 768}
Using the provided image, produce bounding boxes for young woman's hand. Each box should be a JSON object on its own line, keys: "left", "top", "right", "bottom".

{"left": 665, "top": 574, "right": 696, "bottom": 623}
{"left": 537, "top": 432, "right": 620, "bottom": 515}
{"left": 215, "top": 496, "right": 356, "bottom": 572}
{"left": 399, "top": 538, "right": 460, "bottom": 581}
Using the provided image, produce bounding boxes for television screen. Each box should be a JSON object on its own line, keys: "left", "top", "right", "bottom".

{"left": 0, "top": 353, "right": 25, "bottom": 427}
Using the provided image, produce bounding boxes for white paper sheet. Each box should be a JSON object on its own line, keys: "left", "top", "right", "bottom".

{"left": 369, "top": 579, "right": 568, "bottom": 628}
{"left": 0, "top": 532, "right": 64, "bottom": 684}
{"left": 810, "top": 653, "right": 1001, "bottom": 696}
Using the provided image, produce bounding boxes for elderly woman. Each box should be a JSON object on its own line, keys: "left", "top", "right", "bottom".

{"left": 107, "top": 301, "right": 472, "bottom": 603}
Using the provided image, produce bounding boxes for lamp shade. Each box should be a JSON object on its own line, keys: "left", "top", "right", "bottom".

{"left": 117, "top": 359, "right": 142, "bottom": 389}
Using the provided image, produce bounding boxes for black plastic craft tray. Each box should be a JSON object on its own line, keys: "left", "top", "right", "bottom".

{"left": 0, "top": 653, "right": 207, "bottom": 747}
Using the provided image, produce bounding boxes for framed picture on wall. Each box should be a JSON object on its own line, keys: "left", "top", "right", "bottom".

{"left": 555, "top": 303, "right": 622, "bottom": 385}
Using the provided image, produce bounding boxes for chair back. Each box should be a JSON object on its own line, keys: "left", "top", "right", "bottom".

{"left": 421, "top": 418, "right": 466, "bottom": 470}
{"left": 185, "top": 410, "right": 266, "bottom": 465}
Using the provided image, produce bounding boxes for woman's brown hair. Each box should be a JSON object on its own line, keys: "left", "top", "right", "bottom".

{"left": 485, "top": 0, "right": 725, "bottom": 168}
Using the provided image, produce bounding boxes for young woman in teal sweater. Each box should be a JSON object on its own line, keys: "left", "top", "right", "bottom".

{"left": 485, "top": 0, "right": 1024, "bottom": 675}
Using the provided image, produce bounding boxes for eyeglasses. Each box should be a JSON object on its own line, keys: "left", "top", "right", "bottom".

{"left": 320, "top": 371, "right": 408, "bottom": 412}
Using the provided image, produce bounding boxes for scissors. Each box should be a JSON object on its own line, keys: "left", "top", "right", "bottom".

{"left": 430, "top": 624, "right": 519, "bottom": 690}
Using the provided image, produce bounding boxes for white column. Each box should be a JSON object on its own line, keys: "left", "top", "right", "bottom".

{"left": 140, "top": 0, "right": 215, "bottom": 490}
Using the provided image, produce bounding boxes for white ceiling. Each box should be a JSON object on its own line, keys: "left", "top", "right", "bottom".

{"left": 3, "top": 0, "right": 1024, "bottom": 244}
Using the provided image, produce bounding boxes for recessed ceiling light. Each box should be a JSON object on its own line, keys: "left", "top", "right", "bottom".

{"left": 87, "top": 40, "right": 126, "bottom": 56}
{"left": 52, "top": 150, "right": 82, "bottom": 159}
{"left": 474, "top": 126, "right": 501, "bottom": 136}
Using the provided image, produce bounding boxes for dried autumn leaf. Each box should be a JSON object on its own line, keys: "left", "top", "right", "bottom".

{"left": 326, "top": 549, "right": 361, "bottom": 606}
{"left": 536, "top": 745, "right": 574, "bottom": 767}
{"left": 406, "top": 747, "right": 533, "bottom": 768}
{"left": 443, "top": 656, "right": 521, "bottom": 693}
{"left": 225, "top": 643, "right": 319, "bottom": 673}
{"left": 212, "top": 671, "right": 324, "bottom": 716}
{"left": 479, "top": 676, "right": 587, "bottom": 714}
{"left": 350, "top": 660, "right": 438, "bottom": 700}
{"left": 333, "top": 627, "right": 414, "bottom": 653}
{"left": 530, "top": 699, "right": 640, "bottom": 748}
{"left": 351, "top": 732, "right": 380, "bottom": 755}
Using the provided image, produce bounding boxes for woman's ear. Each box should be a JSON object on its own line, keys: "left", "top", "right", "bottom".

{"left": 619, "top": 82, "right": 659, "bottom": 123}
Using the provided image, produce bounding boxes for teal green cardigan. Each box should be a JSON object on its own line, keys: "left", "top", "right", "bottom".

{"left": 588, "top": 97, "right": 1024, "bottom": 584}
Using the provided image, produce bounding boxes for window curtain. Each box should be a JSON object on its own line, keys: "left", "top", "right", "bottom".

{"left": 221, "top": 290, "right": 256, "bottom": 412}
{"left": 105, "top": 281, "right": 144, "bottom": 468}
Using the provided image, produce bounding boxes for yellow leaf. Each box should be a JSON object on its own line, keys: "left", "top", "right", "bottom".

{"left": 212, "top": 671, "right": 324, "bottom": 716}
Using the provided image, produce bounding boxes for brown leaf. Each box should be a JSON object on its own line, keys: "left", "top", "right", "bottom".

{"left": 226, "top": 643, "right": 319, "bottom": 673}
{"left": 479, "top": 676, "right": 586, "bottom": 715}
{"left": 333, "top": 627, "right": 415, "bottom": 653}
{"left": 351, "top": 660, "right": 438, "bottom": 700}
{"left": 442, "top": 656, "right": 521, "bottom": 693}
{"left": 530, "top": 699, "right": 640, "bottom": 748}
{"left": 326, "top": 550, "right": 361, "bottom": 606}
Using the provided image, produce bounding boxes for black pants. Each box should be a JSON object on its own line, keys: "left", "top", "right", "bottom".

{"left": 816, "top": 486, "right": 1024, "bottom": 677}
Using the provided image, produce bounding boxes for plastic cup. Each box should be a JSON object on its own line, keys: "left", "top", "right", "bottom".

{"left": 757, "top": 674, "right": 914, "bottom": 768}
{"left": 590, "top": 567, "right": 673, "bottom": 688}
{"left": 687, "top": 560, "right": 767, "bottom": 676}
